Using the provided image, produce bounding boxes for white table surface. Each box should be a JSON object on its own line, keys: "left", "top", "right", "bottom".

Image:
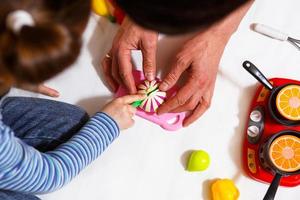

{"left": 9, "top": 0, "right": 300, "bottom": 199}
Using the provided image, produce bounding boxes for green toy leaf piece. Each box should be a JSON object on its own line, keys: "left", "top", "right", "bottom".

{"left": 131, "top": 100, "right": 143, "bottom": 108}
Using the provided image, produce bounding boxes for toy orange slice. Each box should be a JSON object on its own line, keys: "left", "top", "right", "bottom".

{"left": 269, "top": 135, "right": 300, "bottom": 172}
{"left": 276, "top": 85, "right": 300, "bottom": 121}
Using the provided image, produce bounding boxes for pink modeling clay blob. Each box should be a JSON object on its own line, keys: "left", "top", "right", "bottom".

{"left": 115, "top": 70, "right": 185, "bottom": 131}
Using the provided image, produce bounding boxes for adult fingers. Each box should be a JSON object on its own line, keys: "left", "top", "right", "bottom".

{"left": 183, "top": 98, "right": 211, "bottom": 127}
{"left": 170, "top": 92, "right": 203, "bottom": 113}
{"left": 117, "top": 49, "right": 137, "bottom": 94}
{"left": 37, "top": 85, "right": 59, "bottom": 97}
{"left": 111, "top": 52, "right": 123, "bottom": 86}
{"left": 101, "top": 53, "right": 118, "bottom": 92}
{"left": 121, "top": 94, "right": 147, "bottom": 104}
{"left": 141, "top": 38, "right": 157, "bottom": 81}
{"left": 157, "top": 81, "right": 195, "bottom": 115}
{"left": 159, "top": 55, "right": 191, "bottom": 91}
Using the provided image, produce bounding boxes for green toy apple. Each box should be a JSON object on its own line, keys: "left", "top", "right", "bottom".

{"left": 187, "top": 150, "right": 210, "bottom": 172}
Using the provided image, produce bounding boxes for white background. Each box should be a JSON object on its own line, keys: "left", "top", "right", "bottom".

{"left": 9, "top": 0, "right": 300, "bottom": 199}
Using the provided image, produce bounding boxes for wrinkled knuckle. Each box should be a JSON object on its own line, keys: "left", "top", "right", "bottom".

{"left": 166, "top": 73, "right": 177, "bottom": 84}
{"left": 176, "top": 96, "right": 186, "bottom": 106}
{"left": 145, "top": 40, "right": 156, "bottom": 49}
{"left": 186, "top": 102, "right": 196, "bottom": 110}
{"left": 175, "top": 55, "right": 188, "bottom": 68}
{"left": 143, "top": 60, "right": 154, "bottom": 69}
{"left": 118, "top": 42, "right": 128, "bottom": 51}
{"left": 119, "top": 71, "right": 128, "bottom": 80}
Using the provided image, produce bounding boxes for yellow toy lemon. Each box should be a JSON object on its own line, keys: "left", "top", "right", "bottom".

{"left": 92, "top": 0, "right": 110, "bottom": 16}
{"left": 211, "top": 179, "right": 239, "bottom": 200}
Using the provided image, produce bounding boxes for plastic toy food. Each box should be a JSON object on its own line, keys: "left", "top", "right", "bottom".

{"left": 186, "top": 150, "right": 210, "bottom": 172}
{"left": 211, "top": 179, "right": 239, "bottom": 200}
{"left": 116, "top": 70, "right": 185, "bottom": 131}
{"left": 92, "top": 0, "right": 125, "bottom": 24}
{"left": 269, "top": 135, "right": 300, "bottom": 172}
{"left": 137, "top": 80, "right": 166, "bottom": 113}
{"left": 276, "top": 85, "right": 300, "bottom": 120}
{"left": 92, "top": 0, "right": 110, "bottom": 16}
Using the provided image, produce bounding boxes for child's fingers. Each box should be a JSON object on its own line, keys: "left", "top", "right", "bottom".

{"left": 127, "top": 105, "right": 137, "bottom": 114}
{"left": 121, "top": 94, "right": 146, "bottom": 104}
{"left": 128, "top": 118, "right": 135, "bottom": 128}
{"left": 37, "top": 85, "right": 60, "bottom": 97}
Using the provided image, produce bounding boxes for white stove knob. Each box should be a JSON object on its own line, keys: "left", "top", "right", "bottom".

{"left": 250, "top": 110, "right": 262, "bottom": 122}
{"left": 247, "top": 125, "right": 260, "bottom": 138}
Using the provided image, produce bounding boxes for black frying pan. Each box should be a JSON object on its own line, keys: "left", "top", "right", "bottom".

{"left": 242, "top": 61, "right": 300, "bottom": 126}
{"left": 261, "top": 130, "right": 300, "bottom": 200}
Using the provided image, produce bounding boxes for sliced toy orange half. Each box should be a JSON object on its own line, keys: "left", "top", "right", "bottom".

{"left": 269, "top": 135, "right": 300, "bottom": 172}
{"left": 276, "top": 85, "right": 300, "bottom": 121}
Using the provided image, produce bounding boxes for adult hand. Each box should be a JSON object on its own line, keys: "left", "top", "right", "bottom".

{"left": 17, "top": 83, "right": 60, "bottom": 97}
{"left": 157, "top": 29, "right": 228, "bottom": 127}
{"left": 157, "top": 0, "right": 252, "bottom": 127}
{"left": 101, "top": 17, "right": 158, "bottom": 94}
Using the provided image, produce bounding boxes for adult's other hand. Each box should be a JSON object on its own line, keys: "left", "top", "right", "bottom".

{"left": 101, "top": 17, "right": 158, "bottom": 94}
{"left": 157, "top": 1, "right": 252, "bottom": 127}
{"left": 157, "top": 29, "right": 226, "bottom": 127}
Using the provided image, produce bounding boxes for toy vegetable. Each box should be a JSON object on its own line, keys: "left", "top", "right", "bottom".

{"left": 92, "top": 0, "right": 125, "bottom": 24}
{"left": 211, "top": 179, "right": 239, "bottom": 200}
{"left": 186, "top": 150, "right": 210, "bottom": 172}
{"left": 92, "top": 0, "right": 110, "bottom": 16}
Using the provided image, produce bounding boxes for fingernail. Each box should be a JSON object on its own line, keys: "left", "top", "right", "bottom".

{"left": 183, "top": 122, "right": 190, "bottom": 127}
{"left": 145, "top": 73, "right": 154, "bottom": 81}
{"left": 159, "top": 82, "right": 168, "bottom": 91}
{"left": 52, "top": 90, "right": 60, "bottom": 97}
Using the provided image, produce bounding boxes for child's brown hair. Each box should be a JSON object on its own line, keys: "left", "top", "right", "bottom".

{"left": 0, "top": 0, "right": 91, "bottom": 84}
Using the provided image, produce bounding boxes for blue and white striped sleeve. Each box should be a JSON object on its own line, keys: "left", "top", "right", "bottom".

{"left": 0, "top": 112, "right": 120, "bottom": 194}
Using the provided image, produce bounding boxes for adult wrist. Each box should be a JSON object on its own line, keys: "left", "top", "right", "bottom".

{"left": 210, "top": 0, "right": 254, "bottom": 39}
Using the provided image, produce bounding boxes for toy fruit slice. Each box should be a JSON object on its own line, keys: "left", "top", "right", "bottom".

{"left": 269, "top": 135, "right": 300, "bottom": 172}
{"left": 137, "top": 80, "right": 166, "bottom": 113}
{"left": 211, "top": 179, "right": 239, "bottom": 200}
{"left": 186, "top": 150, "right": 210, "bottom": 172}
{"left": 276, "top": 85, "right": 300, "bottom": 120}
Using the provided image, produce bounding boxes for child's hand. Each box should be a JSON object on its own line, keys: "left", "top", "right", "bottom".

{"left": 102, "top": 94, "right": 146, "bottom": 130}
{"left": 16, "top": 83, "right": 59, "bottom": 97}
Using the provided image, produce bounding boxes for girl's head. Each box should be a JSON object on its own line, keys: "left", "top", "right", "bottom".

{"left": 0, "top": 0, "right": 91, "bottom": 86}
{"left": 116, "top": 0, "right": 248, "bottom": 34}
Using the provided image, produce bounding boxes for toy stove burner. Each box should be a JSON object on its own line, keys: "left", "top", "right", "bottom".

{"left": 258, "top": 141, "right": 272, "bottom": 172}
{"left": 243, "top": 78, "right": 300, "bottom": 187}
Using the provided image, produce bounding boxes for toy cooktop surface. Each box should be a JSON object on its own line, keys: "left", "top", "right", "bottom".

{"left": 243, "top": 78, "right": 300, "bottom": 187}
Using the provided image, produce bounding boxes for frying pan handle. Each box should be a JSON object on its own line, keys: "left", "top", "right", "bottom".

{"left": 242, "top": 61, "right": 273, "bottom": 90}
{"left": 263, "top": 173, "right": 282, "bottom": 200}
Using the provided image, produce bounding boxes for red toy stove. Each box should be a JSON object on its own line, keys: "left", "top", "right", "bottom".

{"left": 243, "top": 77, "right": 300, "bottom": 187}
